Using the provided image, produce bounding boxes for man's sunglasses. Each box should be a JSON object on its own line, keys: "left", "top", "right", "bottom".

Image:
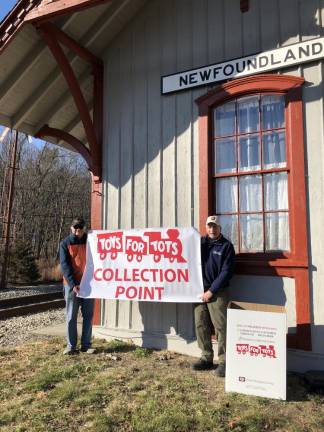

{"left": 73, "top": 224, "right": 84, "bottom": 230}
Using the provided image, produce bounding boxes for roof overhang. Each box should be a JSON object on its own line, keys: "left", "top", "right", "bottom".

{"left": 0, "top": 0, "right": 146, "bottom": 179}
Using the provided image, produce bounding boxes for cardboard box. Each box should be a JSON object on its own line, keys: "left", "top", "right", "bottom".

{"left": 225, "top": 301, "right": 286, "bottom": 400}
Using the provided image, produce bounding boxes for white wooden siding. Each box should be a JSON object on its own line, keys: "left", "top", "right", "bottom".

{"left": 99, "top": 0, "right": 324, "bottom": 366}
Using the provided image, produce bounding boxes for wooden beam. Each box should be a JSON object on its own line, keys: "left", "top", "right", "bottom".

{"left": 0, "top": 15, "right": 76, "bottom": 102}
{"left": 65, "top": 101, "right": 94, "bottom": 135}
{"left": 12, "top": 61, "right": 74, "bottom": 130}
{"left": 37, "top": 23, "right": 100, "bottom": 164}
{"left": 13, "top": 0, "right": 129, "bottom": 130}
{"left": 26, "top": 0, "right": 114, "bottom": 22}
{"left": 57, "top": 103, "right": 94, "bottom": 148}
{"left": 0, "top": 44, "right": 44, "bottom": 101}
{"left": 38, "top": 22, "right": 103, "bottom": 67}
{"left": 93, "top": 65, "right": 103, "bottom": 171}
{"left": 36, "top": 125, "right": 93, "bottom": 171}
{"left": 32, "top": 70, "right": 91, "bottom": 134}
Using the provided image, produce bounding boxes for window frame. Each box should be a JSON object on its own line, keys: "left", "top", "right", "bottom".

{"left": 212, "top": 93, "right": 290, "bottom": 254}
{"left": 196, "top": 75, "right": 311, "bottom": 350}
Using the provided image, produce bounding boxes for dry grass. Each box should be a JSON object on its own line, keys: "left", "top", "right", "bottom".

{"left": 37, "top": 259, "right": 62, "bottom": 282}
{"left": 0, "top": 338, "right": 323, "bottom": 432}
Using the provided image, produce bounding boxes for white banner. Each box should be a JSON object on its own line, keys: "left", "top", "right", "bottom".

{"left": 79, "top": 227, "right": 204, "bottom": 302}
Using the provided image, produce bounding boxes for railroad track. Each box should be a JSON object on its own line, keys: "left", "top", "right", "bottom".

{"left": 0, "top": 292, "right": 65, "bottom": 320}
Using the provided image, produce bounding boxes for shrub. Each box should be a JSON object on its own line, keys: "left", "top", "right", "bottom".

{"left": 7, "top": 240, "right": 40, "bottom": 284}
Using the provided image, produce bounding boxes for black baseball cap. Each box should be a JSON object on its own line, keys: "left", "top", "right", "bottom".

{"left": 71, "top": 217, "right": 85, "bottom": 229}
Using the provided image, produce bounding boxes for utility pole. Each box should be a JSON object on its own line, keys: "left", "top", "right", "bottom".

{"left": 0, "top": 130, "right": 19, "bottom": 290}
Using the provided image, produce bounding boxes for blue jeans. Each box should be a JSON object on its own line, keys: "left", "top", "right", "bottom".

{"left": 63, "top": 285, "right": 95, "bottom": 350}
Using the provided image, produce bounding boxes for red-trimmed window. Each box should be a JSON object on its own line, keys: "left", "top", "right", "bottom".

{"left": 213, "top": 94, "right": 289, "bottom": 253}
{"left": 196, "top": 75, "right": 311, "bottom": 350}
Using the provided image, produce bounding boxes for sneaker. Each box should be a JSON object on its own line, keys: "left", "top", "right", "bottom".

{"left": 191, "top": 359, "right": 214, "bottom": 371}
{"left": 213, "top": 362, "right": 226, "bottom": 377}
{"left": 63, "top": 347, "right": 79, "bottom": 355}
{"left": 81, "top": 347, "right": 97, "bottom": 354}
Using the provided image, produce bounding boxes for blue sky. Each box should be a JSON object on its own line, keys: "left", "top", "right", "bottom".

{"left": 0, "top": 0, "right": 18, "bottom": 21}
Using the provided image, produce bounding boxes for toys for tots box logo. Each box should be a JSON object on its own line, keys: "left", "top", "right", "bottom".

{"left": 236, "top": 343, "right": 276, "bottom": 358}
{"left": 82, "top": 227, "right": 203, "bottom": 302}
{"left": 96, "top": 229, "right": 186, "bottom": 263}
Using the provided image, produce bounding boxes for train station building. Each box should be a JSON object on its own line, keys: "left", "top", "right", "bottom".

{"left": 0, "top": 0, "right": 323, "bottom": 372}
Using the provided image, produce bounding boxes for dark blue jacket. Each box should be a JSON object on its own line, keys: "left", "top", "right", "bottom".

{"left": 201, "top": 234, "right": 235, "bottom": 294}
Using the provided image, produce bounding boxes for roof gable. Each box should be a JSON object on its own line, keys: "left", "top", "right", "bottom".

{"left": 26, "top": 0, "right": 113, "bottom": 22}
{"left": 0, "top": 0, "right": 41, "bottom": 54}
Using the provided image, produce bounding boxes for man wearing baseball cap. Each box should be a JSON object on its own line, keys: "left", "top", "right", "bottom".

{"left": 59, "top": 217, "right": 95, "bottom": 355}
{"left": 192, "top": 215, "right": 235, "bottom": 377}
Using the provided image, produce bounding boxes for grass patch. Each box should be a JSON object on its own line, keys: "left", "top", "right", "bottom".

{"left": 0, "top": 339, "right": 323, "bottom": 431}
{"left": 134, "top": 346, "right": 153, "bottom": 358}
{"left": 25, "top": 363, "right": 87, "bottom": 391}
{"left": 105, "top": 339, "right": 136, "bottom": 353}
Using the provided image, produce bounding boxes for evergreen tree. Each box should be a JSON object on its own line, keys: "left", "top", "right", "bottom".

{"left": 8, "top": 240, "right": 40, "bottom": 284}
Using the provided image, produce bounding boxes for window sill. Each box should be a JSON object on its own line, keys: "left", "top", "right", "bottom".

{"left": 235, "top": 254, "right": 308, "bottom": 275}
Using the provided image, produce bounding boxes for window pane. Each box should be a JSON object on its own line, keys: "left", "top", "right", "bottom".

{"left": 239, "top": 175, "right": 262, "bottom": 212}
{"left": 261, "top": 95, "right": 285, "bottom": 130}
{"left": 264, "top": 172, "right": 288, "bottom": 211}
{"left": 239, "top": 134, "right": 260, "bottom": 171}
{"left": 266, "top": 212, "right": 290, "bottom": 251}
{"left": 214, "top": 101, "right": 235, "bottom": 137}
{"left": 263, "top": 131, "right": 286, "bottom": 169}
{"left": 240, "top": 214, "right": 263, "bottom": 252}
{"left": 214, "top": 138, "right": 236, "bottom": 173}
{"left": 218, "top": 215, "right": 238, "bottom": 251}
{"left": 215, "top": 177, "right": 238, "bottom": 213}
{"left": 237, "top": 96, "right": 259, "bottom": 133}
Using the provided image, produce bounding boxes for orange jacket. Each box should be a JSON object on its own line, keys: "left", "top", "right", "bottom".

{"left": 59, "top": 233, "right": 87, "bottom": 289}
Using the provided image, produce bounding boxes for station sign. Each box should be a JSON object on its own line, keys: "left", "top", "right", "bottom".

{"left": 162, "top": 37, "right": 324, "bottom": 94}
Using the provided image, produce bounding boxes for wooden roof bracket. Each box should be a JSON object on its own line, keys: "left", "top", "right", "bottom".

{"left": 35, "top": 125, "right": 93, "bottom": 170}
{"left": 35, "top": 21, "right": 103, "bottom": 183}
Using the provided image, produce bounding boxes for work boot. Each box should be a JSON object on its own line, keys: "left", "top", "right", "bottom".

{"left": 213, "top": 362, "right": 226, "bottom": 377}
{"left": 191, "top": 359, "right": 214, "bottom": 371}
{"left": 81, "top": 347, "right": 97, "bottom": 354}
{"left": 63, "top": 347, "right": 79, "bottom": 355}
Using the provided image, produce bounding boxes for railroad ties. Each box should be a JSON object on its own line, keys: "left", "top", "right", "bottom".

{"left": 0, "top": 291, "right": 65, "bottom": 320}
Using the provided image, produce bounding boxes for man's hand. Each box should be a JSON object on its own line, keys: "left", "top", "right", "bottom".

{"left": 201, "top": 290, "right": 213, "bottom": 303}
{"left": 73, "top": 285, "right": 80, "bottom": 294}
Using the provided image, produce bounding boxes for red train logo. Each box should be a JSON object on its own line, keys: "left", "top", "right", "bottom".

{"left": 236, "top": 343, "right": 249, "bottom": 355}
{"left": 236, "top": 343, "right": 276, "bottom": 359}
{"left": 249, "top": 345, "right": 261, "bottom": 356}
{"left": 143, "top": 229, "right": 186, "bottom": 263}
{"left": 97, "top": 231, "right": 123, "bottom": 260}
{"left": 96, "top": 229, "right": 187, "bottom": 263}
{"left": 260, "top": 345, "right": 276, "bottom": 358}
{"left": 125, "top": 236, "right": 148, "bottom": 262}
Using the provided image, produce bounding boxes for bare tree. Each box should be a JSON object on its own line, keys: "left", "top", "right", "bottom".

{"left": 1, "top": 136, "right": 91, "bottom": 267}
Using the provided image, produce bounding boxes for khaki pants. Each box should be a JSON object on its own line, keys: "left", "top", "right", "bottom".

{"left": 194, "top": 290, "right": 229, "bottom": 364}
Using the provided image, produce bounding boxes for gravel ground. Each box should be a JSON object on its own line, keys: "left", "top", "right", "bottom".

{"left": 0, "top": 283, "right": 66, "bottom": 348}
{"left": 0, "top": 283, "right": 63, "bottom": 300}
{"left": 0, "top": 308, "right": 66, "bottom": 347}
